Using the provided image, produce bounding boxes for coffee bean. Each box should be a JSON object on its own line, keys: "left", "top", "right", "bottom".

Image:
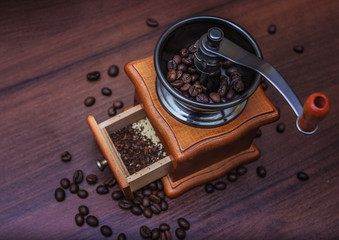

{"left": 217, "top": 84, "right": 227, "bottom": 97}
{"left": 96, "top": 185, "right": 109, "bottom": 195}
{"left": 108, "top": 106, "right": 117, "bottom": 116}
{"left": 60, "top": 178, "right": 70, "bottom": 189}
{"left": 188, "top": 66, "right": 198, "bottom": 74}
{"left": 226, "top": 89, "right": 235, "bottom": 100}
{"left": 69, "top": 183, "right": 79, "bottom": 194}
{"left": 226, "top": 66, "right": 238, "bottom": 75}
{"left": 55, "top": 188, "right": 66, "bottom": 202}
{"left": 182, "top": 58, "right": 193, "bottom": 66}
{"left": 179, "top": 48, "right": 189, "bottom": 58}
{"left": 143, "top": 208, "right": 153, "bottom": 218}
{"left": 151, "top": 228, "right": 160, "bottom": 240}
{"left": 113, "top": 100, "right": 124, "bottom": 109}
{"left": 112, "top": 190, "right": 124, "bottom": 200}
{"left": 261, "top": 81, "right": 268, "bottom": 90}
{"left": 178, "top": 217, "right": 190, "bottom": 230}
{"left": 140, "top": 225, "right": 152, "bottom": 239}
{"left": 142, "top": 196, "right": 151, "bottom": 207}
{"left": 108, "top": 65, "right": 119, "bottom": 77}
{"left": 133, "top": 196, "right": 143, "bottom": 205}
{"left": 84, "top": 96, "right": 95, "bottom": 107}
{"left": 227, "top": 172, "right": 238, "bottom": 182}
{"left": 255, "top": 129, "right": 262, "bottom": 138}
{"left": 204, "top": 183, "right": 215, "bottom": 193}
{"left": 73, "top": 170, "right": 84, "bottom": 184}
{"left": 176, "top": 70, "right": 183, "bottom": 80}
{"left": 222, "top": 60, "right": 233, "bottom": 68}
{"left": 161, "top": 230, "right": 171, "bottom": 240}
{"left": 101, "top": 87, "right": 112, "bottom": 96}
{"left": 167, "top": 60, "right": 177, "bottom": 71}
{"left": 214, "top": 181, "right": 227, "bottom": 190}
{"left": 146, "top": 18, "right": 159, "bottom": 27}
{"left": 86, "top": 215, "right": 99, "bottom": 227}
{"left": 257, "top": 166, "right": 267, "bottom": 178}
{"left": 78, "top": 205, "right": 89, "bottom": 216}
{"left": 196, "top": 93, "right": 209, "bottom": 103}
{"left": 87, "top": 71, "right": 100, "bottom": 81}
{"left": 150, "top": 203, "right": 161, "bottom": 214}
{"left": 101, "top": 225, "right": 113, "bottom": 237}
{"left": 149, "top": 194, "right": 161, "bottom": 204}
{"left": 143, "top": 188, "right": 152, "bottom": 197}
{"left": 156, "top": 180, "right": 164, "bottom": 190}
{"left": 236, "top": 166, "right": 248, "bottom": 176}
{"left": 117, "top": 233, "right": 127, "bottom": 240}
{"left": 61, "top": 151, "right": 72, "bottom": 162}
{"left": 293, "top": 45, "right": 304, "bottom": 54}
{"left": 209, "top": 92, "right": 221, "bottom": 103}
{"left": 188, "top": 85, "right": 202, "bottom": 97}
{"left": 181, "top": 73, "right": 192, "bottom": 84}
{"left": 86, "top": 174, "right": 98, "bottom": 185}
{"left": 159, "top": 223, "right": 170, "bottom": 232}
{"left": 118, "top": 200, "right": 133, "bottom": 209}
{"left": 232, "top": 78, "right": 245, "bottom": 93}
{"left": 77, "top": 189, "right": 88, "bottom": 199}
{"left": 131, "top": 205, "right": 143, "bottom": 216}
{"left": 172, "top": 55, "right": 182, "bottom": 65}
{"left": 75, "top": 213, "right": 84, "bottom": 226}
{"left": 297, "top": 171, "right": 309, "bottom": 181}
{"left": 191, "top": 74, "right": 199, "bottom": 82}
{"left": 267, "top": 24, "right": 277, "bottom": 34}
{"left": 276, "top": 123, "right": 285, "bottom": 133}
{"left": 175, "top": 228, "right": 186, "bottom": 239}
{"left": 160, "top": 200, "right": 168, "bottom": 211}
{"left": 188, "top": 44, "right": 197, "bottom": 53}
{"left": 177, "top": 63, "right": 187, "bottom": 72}
{"left": 167, "top": 69, "right": 177, "bottom": 82}
{"left": 156, "top": 190, "right": 166, "bottom": 200}
{"left": 148, "top": 182, "right": 158, "bottom": 191}
{"left": 104, "top": 176, "right": 117, "bottom": 188}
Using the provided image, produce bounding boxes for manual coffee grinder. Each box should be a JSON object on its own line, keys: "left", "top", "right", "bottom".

{"left": 88, "top": 16, "right": 330, "bottom": 200}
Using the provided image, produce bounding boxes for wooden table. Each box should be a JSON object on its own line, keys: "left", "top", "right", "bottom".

{"left": 1, "top": 0, "right": 338, "bottom": 239}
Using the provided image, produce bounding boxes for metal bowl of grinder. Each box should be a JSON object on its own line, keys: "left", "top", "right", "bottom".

{"left": 154, "top": 16, "right": 263, "bottom": 127}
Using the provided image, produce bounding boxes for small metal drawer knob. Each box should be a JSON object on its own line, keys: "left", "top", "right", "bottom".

{"left": 96, "top": 159, "right": 108, "bottom": 171}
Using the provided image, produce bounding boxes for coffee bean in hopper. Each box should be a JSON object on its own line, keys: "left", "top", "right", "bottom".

{"left": 60, "top": 178, "right": 71, "bottom": 189}
{"left": 101, "top": 87, "right": 112, "bottom": 96}
{"left": 86, "top": 215, "right": 99, "bottom": 227}
{"left": 100, "top": 225, "right": 113, "bottom": 237}
{"left": 297, "top": 171, "right": 309, "bottom": 181}
{"left": 146, "top": 18, "right": 159, "bottom": 27}
{"left": 140, "top": 225, "right": 152, "bottom": 238}
{"left": 60, "top": 151, "right": 72, "bottom": 162}
{"left": 86, "top": 174, "right": 98, "bottom": 185}
{"left": 55, "top": 188, "right": 66, "bottom": 202}
{"left": 75, "top": 213, "right": 84, "bottom": 227}
{"left": 73, "top": 170, "right": 84, "bottom": 184}
{"left": 108, "top": 65, "right": 119, "bottom": 77}
{"left": 84, "top": 96, "right": 96, "bottom": 107}
{"left": 78, "top": 205, "right": 89, "bottom": 216}
{"left": 257, "top": 166, "right": 267, "bottom": 178}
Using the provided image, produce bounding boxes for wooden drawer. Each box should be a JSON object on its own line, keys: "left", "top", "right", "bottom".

{"left": 87, "top": 105, "right": 171, "bottom": 200}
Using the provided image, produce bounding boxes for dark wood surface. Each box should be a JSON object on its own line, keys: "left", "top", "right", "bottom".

{"left": 1, "top": 0, "right": 338, "bottom": 239}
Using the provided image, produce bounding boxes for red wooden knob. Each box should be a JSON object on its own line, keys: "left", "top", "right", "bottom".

{"left": 298, "top": 93, "right": 330, "bottom": 133}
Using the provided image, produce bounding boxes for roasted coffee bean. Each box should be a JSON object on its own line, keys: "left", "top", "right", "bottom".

{"left": 226, "top": 66, "right": 238, "bottom": 75}
{"left": 108, "top": 64, "right": 119, "bottom": 77}
{"left": 113, "top": 100, "right": 124, "bottom": 109}
{"left": 191, "top": 74, "right": 199, "bottom": 82}
{"left": 75, "top": 213, "right": 84, "bottom": 226}
{"left": 118, "top": 200, "right": 133, "bottom": 209}
{"left": 86, "top": 174, "right": 98, "bottom": 185}
{"left": 276, "top": 123, "right": 285, "bottom": 133}
{"left": 146, "top": 18, "right": 159, "bottom": 27}
{"left": 84, "top": 96, "right": 95, "bottom": 107}
{"left": 148, "top": 182, "right": 158, "bottom": 191}
{"left": 131, "top": 205, "right": 143, "bottom": 216}
{"left": 167, "top": 69, "right": 177, "bottom": 82}
{"left": 150, "top": 203, "right": 161, "bottom": 214}
{"left": 101, "top": 225, "right": 113, "bottom": 237}
{"left": 188, "top": 66, "right": 198, "bottom": 74}
{"left": 176, "top": 70, "right": 183, "bottom": 80}
{"left": 151, "top": 228, "right": 160, "bottom": 240}
{"left": 175, "top": 228, "right": 186, "bottom": 239}
{"left": 182, "top": 58, "right": 192, "bottom": 66}
{"left": 232, "top": 79, "right": 245, "bottom": 93}
{"left": 143, "top": 188, "right": 152, "bottom": 197}
{"left": 160, "top": 200, "right": 168, "bottom": 211}
{"left": 167, "top": 60, "right": 177, "bottom": 71}
{"left": 217, "top": 84, "right": 227, "bottom": 98}
{"left": 293, "top": 45, "right": 304, "bottom": 53}
{"left": 87, "top": 71, "right": 100, "bottom": 81}
{"left": 96, "top": 185, "right": 109, "bottom": 195}
{"left": 107, "top": 106, "right": 117, "bottom": 116}
{"left": 161, "top": 230, "right": 171, "bottom": 240}
{"left": 179, "top": 48, "right": 189, "bottom": 58}
{"left": 236, "top": 166, "right": 248, "bottom": 176}
{"left": 177, "top": 63, "right": 187, "bottom": 72}
{"left": 209, "top": 92, "right": 221, "bottom": 103}
{"left": 181, "top": 73, "right": 192, "bottom": 84}
{"left": 173, "top": 55, "right": 182, "bottom": 65}
{"left": 156, "top": 180, "right": 164, "bottom": 190}
{"left": 143, "top": 208, "right": 153, "bottom": 218}
{"left": 255, "top": 129, "right": 262, "bottom": 138}
{"left": 101, "top": 87, "right": 112, "bottom": 96}
{"left": 142, "top": 196, "right": 151, "bottom": 207}
{"left": 188, "top": 44, "right": 197, "bottom": 53}
{"left": 257, "top": 166, "right": 267, "bottom": 178}
{"left": 227, "top": 172, "right": 238, "bottom": 182}
{"left": 196, "top": 93, "right": 209, "bottom": 103}
{"left": 159, "top": 223, "right": 170, "bottom": 232}
{"left": 73, "top": 170, "right": 84, "bottom": 184}
{"left": 69, "top": 183, "right": 79, "bottom": 193}
{"left": 112, "top": 190, "right": 124, "bottom": 200}
{"left": 226, "top": 89, "right": 235, "bottom": 100}
{"left": 104, "top": 176, "right": 117, "bottom": 187}
{"left": 297, "top": 171, "right": 309, "bottom": 181}
{"left": 77, "top": 189, "right": 88, "bottom": 199}
{"left": 79, "top": 205, "right": 89, "bottom": 216}
{"left": 214, "top": 181, "right": 227, "bottom": 190}
{"left": 204, "top": 183, "right": 215, "bottom": 193}
{"left": 149, "top": 194, "right": 161, "bottom": 204}
{"left": 170, "top": 79, "right": 184, "bottom": 88}
{"left": 180, "top": 84, "right": 190, "bottom": 92}
{"left": 222, "top": 60, "right": 233, "bottom": 68}
{"left": 86, "top": 215, "right": 99, "bottom": 227}
{"left": 131, "top": 196, "right": 141, "bottom": 206}
{"left": 261, "top": 81, "right": 268, "bottom": 90}
{"left": 156, "top": 190, "right": 166, "bottom": 199}
{"left": 55, "top": 188, "right": 66, "bottom": 202}
{"left": 60, "top": 178, "right": 71, "bottom": 189}
{"left": 267, "top": 24, "right": 277, "bottom": 34}
{"left": 61, "top": 151, "right": 72, "bottom": 162}
{"left": 178, "top": 217, "right": 190, "bottom": 230}
{"left": 140, "top": 225, "right": 152, "bottom": 239}
{"left": 117, "top": 233, "right": 127, "bottom": 240}
{"left": 188, "top": 85, "right": 202, "bottom": 97}
{"left": 221, "top": 97, "right": 227, "bottom": 103}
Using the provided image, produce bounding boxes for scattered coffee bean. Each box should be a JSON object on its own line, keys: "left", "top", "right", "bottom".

{"left": 117, "top": 233, "right": 127, "bottom": 240}
{"left": 78, "top": 205, "right": 89, "bottom": 216}
{"left": 87, "top": 71, "right": 100, "bottom": 81}
{"left": 178, "top": 217, "right": 190, "bottom": 230}
{"left": 159, "top": 223, "right": 170, "bottom": 232}
{"left": 112, "top": 190, "right": 124, "bottom": 200}
{"left": 131, "top": 205, "right": 143, "bottom": 216}
{"left": 156, "top": 190, "right": 166, "bottom": 200}
{"left": 214, "top": 181, "right": 227, "bottom": 190}
{"left": 149, "top": 194, "right": 161, "bottom": 204}
{"left": 86, "top": 174, "right": 98, "bottom": 185}
{"left": 77, "top": 189, "right": 88, "bottom": 199}
{"left": 143, "top": 208, "right": 153, "bottom": 218}
{"left": 73, "top": 170, "right": 84, "bottom": 184}
{"left": 60, "top": 178, "right": 71, "bottom": 189}
{"left": 297, "top": 171, "right": 309, "bottom": 181}
{"left": 276, "top": 123, "right": 285, "bottom": 133}
{"left": 61, "top": 151, "right": 72, "bottom": 162}
{"left": 55, "top": 188, "right": 66, "bottom": 202}
{"left": 100, "top": 225, "right": 113, "bottom": 237}
{"left": 146, "top": 18, "right": 159, "bottom": 27}
{"left": 101, "top": 87, "right": 112, "bottom": 96}
{"left": 267, "top": 24, "right": 277, "bottom": 34}
{"left": 69, "top": 183, "right": 79, "bottom": 193}
{"left": 151, "top": 203, "right": 162, "bottom": 214}
{"left": 113, "top": 100, "right": 124, "bottom": 109}
{"left": 255, "top": 129, "right": 262, "bottom": 138}
{"left": 293, "top": 45, "right": 304, "bottom": 54}
{"left": 108, "top": 65, "right": 119, "bottom": 77}
{"left": 133, "top": 196, "right": 143, "bottom": 205}
{"left": 156, "top": 180, "right": 164, "bottom": 190}
{"left": 75, "top": 213, "right": 84, "bottom": 226}
{"left": 257, "top": 166, "right": 267, "bottom": 178}
{"left": 204, "top": 183, "right": 215, "bottom": 193}
{"left": 104, "top": 176, "right": 117, "bottom": 187}
{"left": 236, "top": 166, "right": 248, "bottom": 176}
{"left": 175, "top": 228, "right": 186, "bottom": 239}
{"left": 151, "top": 228, "right": 160, "bottom": 240}
{"left": 84, "top": 96, "right": 96, "bottom": 107}
{"left": 118, "top": 200, "right": 133, "bottom": 209}
{"left": 96, "top": 185, "right": 109, "bottom": 195}
{"left": 86, "top": 215, "right": 99, "bottom": 227}
{"left": 107, "top": 106, "right": 117, "bottom": 116}
{"left": 227, "top": 172, "right": 238, "bottom": 182}
{"left": 143, "top": 188, "right": 152, "bottom": 197}
{"left": 160, "top": 200, "right": 168, "bottom": 211}
{"left": 140, "top": 225, "right": 152, "bottom": 239}
{"left": 142, "top": 196, "right": 151, "bottom": 208}
{"left": 161, "top": 230, "right": 171, "bottom": 240}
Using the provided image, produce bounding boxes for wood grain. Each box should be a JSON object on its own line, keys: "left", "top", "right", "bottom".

{"left": 0, "top": 0, "right": 338, "bottom": 239}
